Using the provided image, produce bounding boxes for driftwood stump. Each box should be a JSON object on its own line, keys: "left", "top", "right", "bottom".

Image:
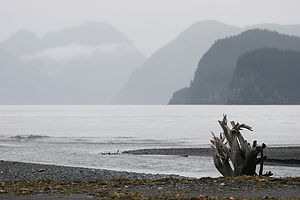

{"left": 210, "top": 115, "right": 272, "bottom": 177}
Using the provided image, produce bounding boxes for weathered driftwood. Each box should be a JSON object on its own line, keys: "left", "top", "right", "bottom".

{"left": 210, "top": 115, "right": 273, "bottom": 177}
{"left": 100, "top": 149, "right": 120, "bottom": 155}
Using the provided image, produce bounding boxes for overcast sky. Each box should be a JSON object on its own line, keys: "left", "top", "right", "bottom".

{"left": 1, "top": 0, "right": 300, "bottom": 55}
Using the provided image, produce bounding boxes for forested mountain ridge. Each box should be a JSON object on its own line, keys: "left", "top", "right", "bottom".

{"left": 246, "top": 23, "right": 300, "bottom": 37}
{"left": 228, "top": 48, "right": 300, "bottom": 104}
{"left": 169, "top": 29, "right": 300, "bottom": 104}
{"left": 116, "top": 22, "right": 300, "bottom": 105}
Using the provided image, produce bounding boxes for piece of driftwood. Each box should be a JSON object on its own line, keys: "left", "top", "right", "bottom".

{"left": 100, "top": 149, "right": 120, "bottom": 155}
{"left": 210, "top": 115, "right": 273, "bottom": 177}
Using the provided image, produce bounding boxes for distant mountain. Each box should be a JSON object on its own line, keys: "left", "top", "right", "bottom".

{"left": 54, "top": 45, "right": 145, "bottom": 104}
{"left": 113, "top": 21, "right": 241, "bottom": 104}
{"left": 1, "top": 29, "right": 43, "bottom": 57}
{"left": 169, "top": 29, "right": 300, "bottom": 104}
{"left": 0, "top": 22, "right": 146, "bottom": 104}
{"left": 2, "top": 21, "right": 300, "bottom": 105}
{"left": 114, "top": 21, "right": 300, "bottom": 105}
{"left": 0, "top": 48, "right": 59, "bottom": 104}
{"left": 228, "top": 48, "right": 300, "bottom": 104}
{"left": 43, "top": 21, "right": 132, "bottom": 48}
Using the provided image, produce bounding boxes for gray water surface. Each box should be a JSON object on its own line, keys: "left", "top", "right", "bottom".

{"left": 0, "top": 105, "right": 299, "bottom": 177}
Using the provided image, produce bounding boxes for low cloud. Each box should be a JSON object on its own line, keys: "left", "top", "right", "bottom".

{"left": 22, "top": 43, "right": 136, "bottom": 61}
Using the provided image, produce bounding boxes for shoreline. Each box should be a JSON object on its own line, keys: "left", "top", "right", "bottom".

{"left": 0, "top": 160, "right": 299, "bottom": 199}
{"left": 123, "top": 147, "right": 300, "bottom": 167}
{"left": 0, "top": 160, "right": 180, "bottom": 182}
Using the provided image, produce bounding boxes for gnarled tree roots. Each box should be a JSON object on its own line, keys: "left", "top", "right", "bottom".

{"left": 211, "top": 115, "right": 273, "bottom": 177}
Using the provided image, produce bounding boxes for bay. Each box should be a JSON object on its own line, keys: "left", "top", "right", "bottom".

{"left": 0, "top": 105, "right": 299, "bottom": 177}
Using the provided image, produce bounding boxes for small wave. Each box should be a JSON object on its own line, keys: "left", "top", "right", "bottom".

{"left": 113, "top": 136, "right": 135, "bottom": 139}
{"left": 0, "top": 143, "right": 25, "bottom": 148}
{"left": 10, "top": 135, "right": 50, "bottom": 140}
{"left": 45, "top": 140, "right": 187, "bottom": 146}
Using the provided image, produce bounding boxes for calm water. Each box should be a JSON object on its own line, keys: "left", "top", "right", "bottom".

{"left": 0, "top": 105, "right": 299, "bottom": 177}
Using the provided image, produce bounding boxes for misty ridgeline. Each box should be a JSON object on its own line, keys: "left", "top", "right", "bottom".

{"left": 0, "top": 21, "right": 300, "bottom": 105}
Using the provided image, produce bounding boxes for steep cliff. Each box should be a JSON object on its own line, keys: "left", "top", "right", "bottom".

{"left": 228, "top": 48, "right": 300, "bottom": 104}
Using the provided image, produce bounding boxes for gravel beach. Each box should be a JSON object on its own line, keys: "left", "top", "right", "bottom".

{"left": 0, "top": 160, "right": 299, "bottom": 199}
{"left": 0, "top": 160, "right": 180, "bottom": 182}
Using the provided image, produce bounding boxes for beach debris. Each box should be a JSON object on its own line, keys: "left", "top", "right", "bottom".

{"left": 210, "top": 115, "right": 273, "bottom": 177}
{"left": 100, "top": 149, "right": 120, "bottom": 155}
{"left": 179, "top": 154, "right": 189, "bottom": 157}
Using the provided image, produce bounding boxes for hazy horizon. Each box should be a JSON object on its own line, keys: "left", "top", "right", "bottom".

{"left": 1, "top": 0, "right": 300, "bottom": 55}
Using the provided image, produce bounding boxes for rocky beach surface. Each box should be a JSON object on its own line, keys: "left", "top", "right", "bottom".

{"left": 0, "top": 160, "right": 179, "bottom": 182}
{"left": 0, "top": 159, "right": 299, "bottom": 199}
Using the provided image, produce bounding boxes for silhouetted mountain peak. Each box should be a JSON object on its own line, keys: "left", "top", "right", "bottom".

{"left": 43, "top": 22, "right": 132, "bottom": 47}
{"left": 239, "top": 29, "right": 281, "bottom": 37}
{"left": 114, "top": 21, "right": 240, "bottom": 104}
{"left": 192, "top": 20, "right": 238, "bottom": 28}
